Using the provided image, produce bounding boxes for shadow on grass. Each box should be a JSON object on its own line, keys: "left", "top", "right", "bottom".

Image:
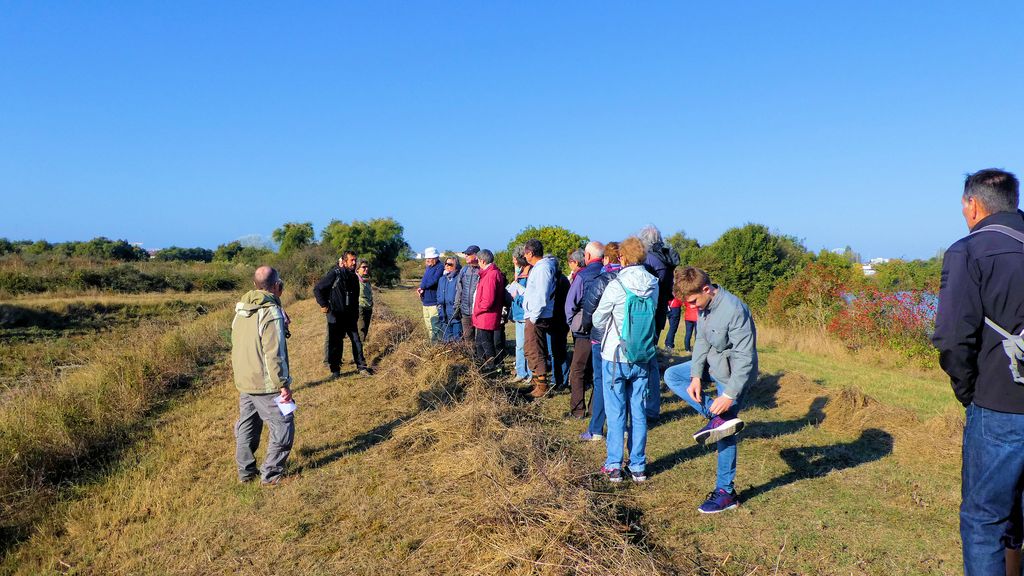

{"left": 742, "top": 428, "right": 894, "bottom": 502}
{"left": 651, "top": 371, "right": 790, "bottom": 429}
{"left": 647, "top": 375, "right": 829, "bottom": 476}
{"left": 294, "top": 416, "right": 410, "bottom": 472}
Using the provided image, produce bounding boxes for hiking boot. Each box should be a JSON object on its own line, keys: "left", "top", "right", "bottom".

{"left": 630, "top": 469, "right": 648, "bottom": 483}
{"left": 693, "top": 415, "right": 744, "bottom": 445}
{"left": 697, "top": 488, "right": 739, "bottom": 514}
{"left": 357, "top": 367, "right": 374, "bottom": 376}
{"left": 528, "top": 376, "right": 549, "bottom": 398}
{"left": 604, "top": 467, "right": 623, "bottom": 483}
{"left": 330, "top": 371, "right": 342, "bottom": 379}
{"left": 579, "top": 432, "right": 604, "bottom": 442}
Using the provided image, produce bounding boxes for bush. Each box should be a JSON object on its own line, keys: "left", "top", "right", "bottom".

{"left": 153, "top": 246, "right": 214, "bottom": 263}
{"left": 693, "top": 223, "right": 807, "bottom": 308}
{"left": 827, "top": 289, "right": 937, "bottom": 359}
{"left": 766, "top": 251, "right": 864, "bottom": 328}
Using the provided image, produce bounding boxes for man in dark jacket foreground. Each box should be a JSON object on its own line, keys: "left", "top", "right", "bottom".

{"left": 314, "top": 251, "right": 370, "bottom": 377}
{"left": 932, "top": 168, "right": 1024, "bottom": 574}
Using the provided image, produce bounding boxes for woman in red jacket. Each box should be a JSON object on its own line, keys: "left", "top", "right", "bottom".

{"left": 472, "top": 249, "right": 509, "bottom": 374}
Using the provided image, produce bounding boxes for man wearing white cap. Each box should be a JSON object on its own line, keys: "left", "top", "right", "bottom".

{"left": 418, "top": 247, "right": 445, "bottom": 342}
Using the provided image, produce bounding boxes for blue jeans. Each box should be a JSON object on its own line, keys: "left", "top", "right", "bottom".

{"left": 683, "top": 320, "right": 696, "bottom": 352}
{"left": 603, "top": 360, "right": 650, "bottom": 472}
{"left": 664, "top": 361, "right": 741, "bottom": 493}
{"left": 646, "top": 356, "right": 661, "bottom": 419}
{"left": 665, "top": 307, "right": 681, "bottom": 348}
{"left": 587, "top": 342, "right": 606, "bottom": 436}
{"left": 514, "top": 321, "right": 530, "bottom": 379}
{"left": 961, "top": 403, "right": 1024, "bottom": 574}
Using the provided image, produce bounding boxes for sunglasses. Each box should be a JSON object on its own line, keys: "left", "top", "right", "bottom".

{"left": 445, "top": 262, "right": 456, "bottom": 267}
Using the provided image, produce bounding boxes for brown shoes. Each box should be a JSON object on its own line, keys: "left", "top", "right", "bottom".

{"left": 527, "top": 375, "right": 549, "bottom": 398}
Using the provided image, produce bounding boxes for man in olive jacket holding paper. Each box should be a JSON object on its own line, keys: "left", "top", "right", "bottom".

{"left": 231, "top": 265, "right": 295, "bottom": 486}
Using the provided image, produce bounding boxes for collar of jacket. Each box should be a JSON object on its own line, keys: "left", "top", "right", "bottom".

{"left": 970, "top": 209, "right": 1024, "bottom": 233}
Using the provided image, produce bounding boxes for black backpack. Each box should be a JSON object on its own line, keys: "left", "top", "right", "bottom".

{"left": 329, "top": 268, "right": 349, "bottom": 314}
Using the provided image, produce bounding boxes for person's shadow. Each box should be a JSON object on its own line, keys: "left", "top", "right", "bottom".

{"left": 647, "top": 373, "right": 822, "bottom": 476}
{"left": 741, "top": 428, "right": 894, "bottom": 502}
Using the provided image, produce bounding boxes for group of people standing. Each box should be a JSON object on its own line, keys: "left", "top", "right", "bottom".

{"left": 415, "top": 226, "right": 759, "bottom": 513}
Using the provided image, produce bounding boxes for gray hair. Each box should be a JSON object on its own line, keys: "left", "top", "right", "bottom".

{"left": 511, "top": 244, "right": 527, "bottom": 267}
{"left": 478, "top": 248, "right": 494, "bottom": 264}
{"left": 584, "top": 240, "right": 604, "bottom": 260}
{"left": 964, "top": 168, "right": 1019, "bottom": 213}
{"left": 567, "top": 249, "right": 585, "bottom": 265}
{"left": 637, "top": 225, "right": 662, "bottom": 251}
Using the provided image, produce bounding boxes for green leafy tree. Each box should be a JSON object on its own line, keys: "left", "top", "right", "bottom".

{"left": 503, "top": 225, "right": 587, "bottom": 278}
{"left": 272, "top": 222, "right": 315, "bottom": 255}
{"left": 665, "top": 230, "right": 703, "bottom": 266}
{"left": 213, "top": 241, "right": 273, "bottom": 266}
{"left": 69, "top": 237, "right": 147, "bottom": 261}
{"left": 870, "top": 258, "right": 942, "bottom": 292}
{"left": 153, "top": 246, "right": 215, "bottom": 262}
{"left": 320, "top": 217, "right": 409, "bottom": 287}
{"left": 696, "top": 223, "right": 807, "bottom": 308}
{"left": 0, "top": 238, "right": 13, "bottom": 255}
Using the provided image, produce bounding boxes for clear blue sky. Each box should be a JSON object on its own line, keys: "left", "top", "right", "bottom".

{"left": 2, "top": 2, "right": 1022, "bottom": 260}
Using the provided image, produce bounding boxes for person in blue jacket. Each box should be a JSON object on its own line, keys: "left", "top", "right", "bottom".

{"left": 417, "top": 247, "right": 444, "bottom": 342}
{"left": 436, "top": 255, "right": 463, "bottom": 343}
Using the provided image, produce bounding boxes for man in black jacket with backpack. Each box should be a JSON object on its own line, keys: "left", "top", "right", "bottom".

{"left": 315, "top": 251, "right": 371, "bottom": 377}
{"left": 933, "top": 168, "right": 1024, "bottom": 574}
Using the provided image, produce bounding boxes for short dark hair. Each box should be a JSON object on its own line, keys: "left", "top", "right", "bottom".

{"left": 343, "top": 250, "right": 357, "bottom": 260}
{"left": 523, "top": 239, "right": 543, "bottom": 258}
{"left": 964, "top": 168, "right": 1019, "bottom": 213}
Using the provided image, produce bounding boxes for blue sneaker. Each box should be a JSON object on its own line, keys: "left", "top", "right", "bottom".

{"left": 693, "top": 415, "right": 744, "bottom": 445}
{"left": 579, "top": 432, "right": 604, "bottom": 442}
{"left": 697, "top": 488, "right": 739, "bottom": 513}
{"left": 630, "top": 469, "right": 647, "bottom": 483}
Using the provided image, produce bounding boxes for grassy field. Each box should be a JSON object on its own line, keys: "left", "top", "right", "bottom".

{"left": 1, "top": 284, "right": 965, "bottom": 574}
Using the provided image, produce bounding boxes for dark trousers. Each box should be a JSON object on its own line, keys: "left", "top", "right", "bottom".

{"left": 569, "top": 336, "right": 593, "bottom": 417}
{"left": 549, "top": 324, "right": 569, "bottom": 388}
{"left": 475, "top": 327, "right": 506, "bottom": 372}
{"left": 358, "top": 307, "right": 372, "bottom": 342}
{"left": 684, "top": 320, "right": 696, "bottom": 352}
{"left": 326, "top": 319, "right": 366, "bottom": 371}
{"left": 461, "top": 314, "right": 476, "bottom": 344}
{"left": 524, "top": 318, "right": 551, "bottom": 377}
{"left": 665, "top": 307, "right": 681, "bottom": 348}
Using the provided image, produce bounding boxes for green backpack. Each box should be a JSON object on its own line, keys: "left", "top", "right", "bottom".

{"left": 612, "top": 278, "right": 657, "bottom": 364}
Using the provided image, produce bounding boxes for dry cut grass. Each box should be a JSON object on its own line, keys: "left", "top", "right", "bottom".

{"left": 4, "top": 298, "right": 683, "bottom": 575}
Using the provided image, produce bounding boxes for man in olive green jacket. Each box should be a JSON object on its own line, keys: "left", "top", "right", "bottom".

{"left": 231, "top": 265, "right": 294, "bottom": 485}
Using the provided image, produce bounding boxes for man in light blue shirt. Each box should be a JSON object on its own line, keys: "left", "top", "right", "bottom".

{"left": 522, "top": 238, "right": 556, "bottom": 397}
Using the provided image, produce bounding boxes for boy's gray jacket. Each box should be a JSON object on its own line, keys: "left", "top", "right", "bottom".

{"left": 231, "top": 289, "right": 291, "bottom": 394}
{"left": 691, "top": 286, "right": 758, "bottom": 399}
{"left": 592, "top": 265, "right": 659, "bottom": 363}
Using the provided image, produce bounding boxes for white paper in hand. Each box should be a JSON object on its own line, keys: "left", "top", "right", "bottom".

{"left": 275, "top": 396, "right": 297, "bottom": 416}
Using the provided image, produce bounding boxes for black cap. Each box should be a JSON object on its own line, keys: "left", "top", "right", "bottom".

{"left": 463, "top": 245, "right": 480, "bottom": 255}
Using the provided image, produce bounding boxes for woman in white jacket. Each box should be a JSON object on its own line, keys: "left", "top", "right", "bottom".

{"left": 592, "top": 237, "right": 659, "bottom": 483}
